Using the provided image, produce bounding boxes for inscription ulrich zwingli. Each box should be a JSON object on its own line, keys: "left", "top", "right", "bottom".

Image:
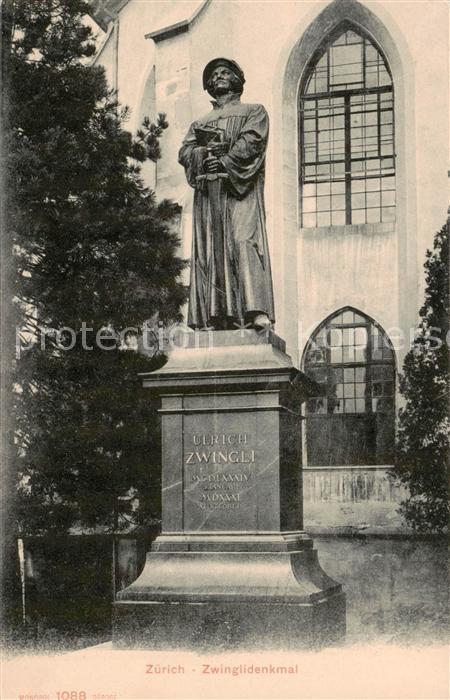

{"left": 185, "top": 450, "right": 255, "bottom": 464}
{"left": 192, "top": 433, "right": 249, "bottom": 445}
{"left": 185, "top": 433, "right": 255, "bottom": 510}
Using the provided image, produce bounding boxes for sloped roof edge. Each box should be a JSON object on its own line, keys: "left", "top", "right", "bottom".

{"left": 90, "top": 21, "right": 114, "bottom": 65}
{"left": 145, "top": 0, "right": 211, "bottom": 43}
{"left": 89, "top": 0, "right": 130, "bottom": 31}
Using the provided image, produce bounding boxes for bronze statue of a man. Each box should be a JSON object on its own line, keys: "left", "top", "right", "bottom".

{"left": 179, "top": 58, "right": 275, "bottom": 331}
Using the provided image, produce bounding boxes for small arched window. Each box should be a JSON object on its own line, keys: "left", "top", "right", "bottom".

{"left": 299, "top": 24, "right": 395, "bottom": 228}
{"left": 303, "top": 308, "right": 395, "bottom": 466}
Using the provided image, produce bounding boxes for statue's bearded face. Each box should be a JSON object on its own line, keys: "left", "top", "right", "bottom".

{"left": 208, "top": 65, "right": 243, "bottom": 96}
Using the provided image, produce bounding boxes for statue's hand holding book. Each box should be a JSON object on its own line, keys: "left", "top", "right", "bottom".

{"left": 194, "top": 125, "right": 229, "bottom": 180}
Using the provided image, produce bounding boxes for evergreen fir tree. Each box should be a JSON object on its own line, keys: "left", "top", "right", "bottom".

{"left": 5, "top": 0, "right": 187, "bottom": 534}
{"left": 389, "top": 219, "right": 449, "bottom": 533}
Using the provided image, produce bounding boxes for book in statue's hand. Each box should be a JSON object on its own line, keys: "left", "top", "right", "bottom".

{"left": 194, "top": 125, "right": 225, "bottom": 146}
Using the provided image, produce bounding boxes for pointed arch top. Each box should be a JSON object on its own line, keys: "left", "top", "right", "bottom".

{"left": 300, "top": 20, "right": 393, "bottom": 95}
{"left": 301, "top": 304, "right": 397, "bottom": 369}
{"left": 300, "top": 306, "right": 397, "bottom": 369}
{"left": 282, "top": 0, "right": 409, "bottom": 106}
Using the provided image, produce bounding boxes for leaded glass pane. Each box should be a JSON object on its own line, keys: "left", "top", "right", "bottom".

{"left": 332, "top": 399, "right": 343, "bottom": 414}
{"left": 330, "top": 347, "right": 343, "bottom": 363}
{"left": 344, "top": 383, "right": 354, "bottom": 398}
{"left": 382, "top": 207, "right": 395, "bottom": 222}
{"left": 317, "top": 211, "right": 331, "bottom": 226}
{"left": 344, "top": 399, "right": 356, "bottom": 413}
{"left": 303, "top": 213, "right": 316, "bottom": 228}
{"left": 352, "top": 209, "right": 366, "bottom": 224}
{"left": 355, "top": 366, "right": 366, "bottom": 380}
{"left": 355, "top": 383, "right": 366, "bottom": 398}
{"left": 342, "top": 310, "right": 354, "bottom": 324}
{"left": 367, "top": 192, "right": 380, "bottom": 208}
{"left": 330, "top": 328, "right": 343, "bottom": 346}
{"left": 331, "top": 210, "right": 346, "bottom": 225}
{"left": 330, "top": 43, "right": 363, "bottom": 88}
{"left": 315, "top": 328, "right": 327, "bottom": 346}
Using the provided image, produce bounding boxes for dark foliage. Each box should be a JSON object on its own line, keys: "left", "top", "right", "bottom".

{"left": 4, "top": 0, "right": 187, "bottom": 534}
{"left": 389, "top": 219, "right": 449, "bottom": 533}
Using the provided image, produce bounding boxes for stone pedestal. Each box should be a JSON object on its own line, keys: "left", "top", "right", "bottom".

{"left": 113, "top": 330, "right": 346, "bottom": 650}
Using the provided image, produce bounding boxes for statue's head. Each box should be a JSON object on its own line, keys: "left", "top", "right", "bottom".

{"left": 202, "top": 58, "right": 245, "bottom": 98}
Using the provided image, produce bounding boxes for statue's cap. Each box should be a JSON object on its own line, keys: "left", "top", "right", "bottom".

{"left": 202, "top": 58, "right": 245, "bottom": 90}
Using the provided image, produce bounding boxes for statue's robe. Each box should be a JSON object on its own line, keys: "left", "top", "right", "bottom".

{"left": 179, "top": 96, "right": 275, "bottom": 329}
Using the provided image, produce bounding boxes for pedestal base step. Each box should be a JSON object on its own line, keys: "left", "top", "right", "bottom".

{"left": 112, "top": 538, "right": 346, "bottom": 650}
{"left": 113, "top": 594, "right": 346, "bottom": 651}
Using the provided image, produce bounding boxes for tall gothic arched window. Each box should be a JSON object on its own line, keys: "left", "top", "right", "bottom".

{"left": 299, "top": 25, "right": 396, "bottom": 228}
{"left": 303, "top": 308, "right": 395, "bottom": 466}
